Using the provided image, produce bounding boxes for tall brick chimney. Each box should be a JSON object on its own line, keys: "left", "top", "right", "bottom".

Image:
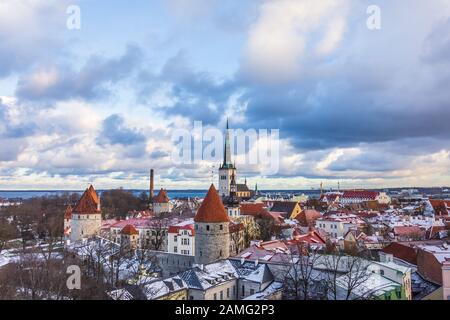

{"left": 150, "top": 169, "right": 154, "bottom": 201}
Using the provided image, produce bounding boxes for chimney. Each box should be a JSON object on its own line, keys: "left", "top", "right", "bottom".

{"left": 150, "top": 169, "right": 154, "bottom": 201}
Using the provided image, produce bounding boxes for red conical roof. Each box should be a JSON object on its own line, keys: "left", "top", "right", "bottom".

{"left": 73, "top": 185, "right": 100, "bottom": 215}
{"left": 194, "top": 184, "right": 230, "bottom": 223}
{"left": 64, "top": 205, "right": 73, "bottom": 219}
{"left": 153, "top": 188, "right": 169, "bottom": 203}
{"left": 121, "top": 224, "right": 139, "bottom": 235}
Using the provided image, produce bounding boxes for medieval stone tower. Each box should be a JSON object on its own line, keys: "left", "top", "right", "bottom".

{"left": 194, "top": 184, "right": 231, "bottom": 265}
{"left": 69, "top": 185, "right": 102, "bottom": 242}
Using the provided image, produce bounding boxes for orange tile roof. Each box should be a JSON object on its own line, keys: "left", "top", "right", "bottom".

{"left": 153, "top": 188, "right": 170, "bottom": 203}
{"left": 88, "top": 185, "right": 100, "bottom": 205}
{"left": 73, "top": 185, "right": 101, "bottom": 215}
{"left": 121, "top": 224, "right": 139, "bottom": 235}
{"left": 240, "top": 203, "right": 267, "bottom": 216}
{"left": 64, "top": 205, "right": 72, "bottom": 219}
{"left": 194, "top": 184, "right": 231, "bottom": 223}
{"left": 296, "top": 209, "right": 322, "bottom": 226}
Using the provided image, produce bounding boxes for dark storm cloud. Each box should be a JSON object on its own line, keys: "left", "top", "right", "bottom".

{"left": 16, "top": 44, "right": 144, "bottom": 102}
{"left": 137, "top": 51, "right": 237, "bottom": 125}
{"left": 97, "top": 114, "right": 146, "bottom": 146}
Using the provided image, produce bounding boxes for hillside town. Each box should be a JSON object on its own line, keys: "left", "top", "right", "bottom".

{"left": 0, "top": 125, "right": 449, "bottom": 301}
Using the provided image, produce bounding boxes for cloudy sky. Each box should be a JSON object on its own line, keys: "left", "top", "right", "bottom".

{"left": 1, "top": 0, "right": 450, "bottom": 190}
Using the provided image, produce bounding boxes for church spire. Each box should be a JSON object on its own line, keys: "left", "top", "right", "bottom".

{"left": 223, "top": 118, "right": 232, "bottom": 168}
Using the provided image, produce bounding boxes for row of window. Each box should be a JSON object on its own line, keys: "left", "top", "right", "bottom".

{"left": 173, "top": 247, "right": 190, "bottom": 255}
{"left": 318, "top": 223, "right": 338, "bottom": 229}
{"left": 195, "top": 224, "right": 224, "bottom": 231}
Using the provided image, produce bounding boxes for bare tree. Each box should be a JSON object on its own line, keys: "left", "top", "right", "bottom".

{"left": 282, "top": 243, "right": 323, "bottom": 300}
{"left": 320, "top": 253, "right": 372, "bottom": 300}
{"left": 0, "top": 218, "right": 19, "bottom": 254}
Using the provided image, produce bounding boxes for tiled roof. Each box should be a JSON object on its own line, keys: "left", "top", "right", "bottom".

{"left": 296, "top": 209, "right": 322, "bottom": 226}
{"left": 270, "top": 201, "right": 299, "bottom": 214}
{"left": 381, "top": 242, "right": 418, "bottom": 265}
{"left": 73, "top": 185, "right": 101, "bottom": 215}
{"left": 240, "top": 203, "right": 267, "bottom": 216}
{"left": 393, "top": 226, "right": 424, "bottom": 236}
{"left": 121, "top": 224, "right": 139, "bottom": 235}
{"left": 168, "top": 219, "right": 195, "bottom": 235}
{"left": 64, "top": 205, "right": 72, "bottom": 219}
{"left": 236, "top": 184, "right": 250, "bottom": 192}
{"left": 194, "top": 184, "right": 230, "bottom": 223}
{"left": 153, "top": 188, "right": 170, "bottom": 203}
{"left": 342, "top": 190, "right": 379, "bottom": 200}
{"left": 430, "top": 199, "right": 450, "bottom": 216}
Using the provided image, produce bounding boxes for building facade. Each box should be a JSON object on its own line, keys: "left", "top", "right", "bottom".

{"left": 69, "top": 185, "right": 102, "bottom": 242}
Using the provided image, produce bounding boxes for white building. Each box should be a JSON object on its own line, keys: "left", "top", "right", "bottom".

{"left": 69, "top": 185, "right": 102, "bottom": 242}
{"left": 167, "top": 219, "right": 195, "bottom": 256}
{"left": 316, "top": 214, "right": 365, "bottom": 239}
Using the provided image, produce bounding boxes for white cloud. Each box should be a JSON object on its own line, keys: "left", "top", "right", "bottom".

{"left": 243, "top": 0, "right": 350, "bottom": 83}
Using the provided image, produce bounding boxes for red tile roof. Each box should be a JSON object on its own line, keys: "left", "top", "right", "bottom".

{"left": 168, "top": 222, "right": 195, "bottom": 235}
{"left": 153, "top": 188, "right": 170, "bottom": 203}
{"left": 430, "top": 199, "right": 450, "bottom": 216}
{"left": 342, "top": 190, "right": 379, "bottom": 200}
{"left": 291, "top": 230, "right": 326, "bottom": 245}
{"left": 121, "top": 224, "right": 139, "bottom": 235}
{"left": 296, "top": 209, "right": 322, "bottom": 227}
{"left": 194, "top": 184, "right": 230, "bottom": 223}
{"left": 64, "top": 205, "right": 72, "bottom": 219}
{"left": 393, "top": 226, "right": 424, "bottom": 236}
{"left": 381, "top": 242, "right": 418, "bottom": 265}
{"left": 73, "top": 185, "right": 101, "bottom": 215}
{"left": 240, "top": 203, "right": 267, "bottom": 216}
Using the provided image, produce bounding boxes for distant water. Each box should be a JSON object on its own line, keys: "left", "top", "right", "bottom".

{"left": 0, "top": 189, "right": 321, "bottom": 200}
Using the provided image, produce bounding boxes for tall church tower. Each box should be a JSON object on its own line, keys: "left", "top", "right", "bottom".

{"left": 218, "top": 119, "right": 236, "bottom": 197}
{"left": 194, "top": 184, "right": 231, "bottom": 265}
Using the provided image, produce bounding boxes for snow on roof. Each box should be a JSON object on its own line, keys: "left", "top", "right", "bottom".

{"left": 243, "top": 281, "right": 283, "bottom": 300}
{"left": 370, "top": 261, "right": 411, "bottom": 274}
{"left": 179, "top": 259, "right": 274, "bottom": 291}
{"left": 336, "top": 271, "right": 401, "bottom": 298}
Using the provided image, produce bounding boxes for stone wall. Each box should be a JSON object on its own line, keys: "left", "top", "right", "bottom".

{"left": 195, "top": 222, "right": 230, "bottom": 265}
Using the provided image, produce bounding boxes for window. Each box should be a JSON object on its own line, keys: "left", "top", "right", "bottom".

{"left": 227, "top": 288, "right": 230, "bottom": 298}
{"left": 220, "top": 291, "right": 223, "bottom": 300}
{"left": 241, "top": 285, "right": 245, "bottom": 297}
{"left": 206, "top": 225, "right": 210, "bottom": 231}
{"left": 174, "top": 235, "right": 177, "bottom": 242}
{"left": 213, "top": 293, "right": 217, "bottom": 300}
{"left": 380, "top": 270, "right": 385, "bottom": 276}
{"left": 250, "top": 289, "right": 255, "bottom": 295}
{"left": 220, "top": 250, "right": 222, "bottom": 257}
{"left": 174, "top": 246, "right": 177, "bottom": 253}
{"left": 220, "top": 225, "right": 223, "bottom": 230}
{"left": 200, "top": 251, "right": 202, "bottom": 257}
